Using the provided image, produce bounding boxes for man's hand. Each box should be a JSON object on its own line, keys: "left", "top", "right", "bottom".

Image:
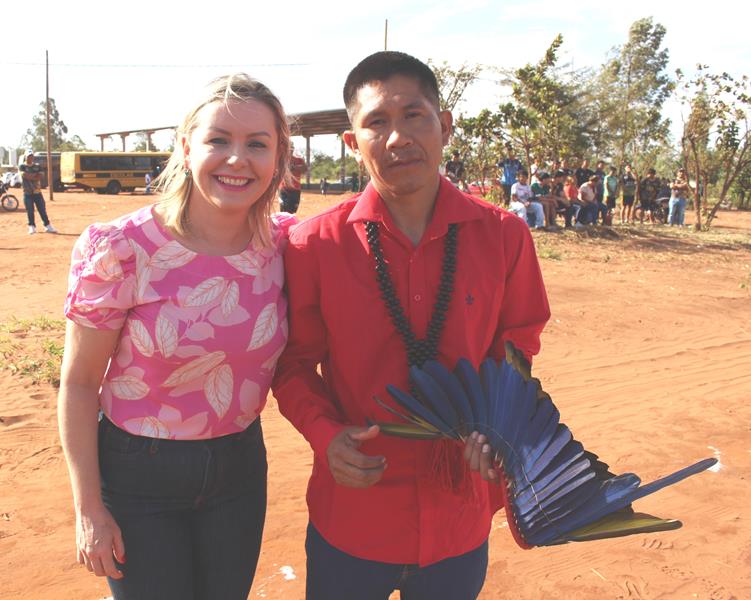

{"left": 464, "top": 431, "right": 498, "bottom": 483}
{"left": 326, "top": 425, "right": 386, "bottom": 488}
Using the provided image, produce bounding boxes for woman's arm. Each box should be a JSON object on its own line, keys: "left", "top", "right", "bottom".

{"left": 58, "top": 321, "right": 125, "bottom": 579}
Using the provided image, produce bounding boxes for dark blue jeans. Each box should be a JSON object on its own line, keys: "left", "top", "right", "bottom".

{"left": 23, "top": 192, "right": 50, "bottom": 227}
{"left": 305, "top": 523, "right": 488, "bottom": 600}
{"left": 99, "top": 416, "right": 267, "bottom": 600}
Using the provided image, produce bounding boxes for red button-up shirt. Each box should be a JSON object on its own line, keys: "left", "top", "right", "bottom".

{"left": 273, "top": 178, "right": 550, "bottom": 566}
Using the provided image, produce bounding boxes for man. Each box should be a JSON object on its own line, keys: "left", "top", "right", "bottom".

{"left": 509, "top": 170, "right": 545, "bottom": 229}
{"left": 604, "top": 166, "right": 619, "bottom": 213}
{"left": 279, "top": 143, "right": 307, "bottom": 213}
{"left": 497, "top": 145, "right": 523, "bottom": 206}
{"left": 530, "top": 172, "right": 562, "bottom": 229}
{"left": 575, "top": 158, "right": 594, "bottom": 187}
{"left": 19, "top": 152, "right": 57, "bottom": 235}
{"left": 577, "top": 174, "right": 600, "bottom": 226}
{"left": 273, "top": 51, "right": 550, "bottom": 599}
{"left": 620, "top": 164, "right": 638, "bottom": 224}
{"left": 444, "top": 151, "right": 465, "bottom": 189}
{"left": 638, "top": 168, "right": 661, "bottom": 224}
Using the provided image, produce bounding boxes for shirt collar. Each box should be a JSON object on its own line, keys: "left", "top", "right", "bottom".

{"left": 347, "top": 176, "right": 486, "bottom": 238}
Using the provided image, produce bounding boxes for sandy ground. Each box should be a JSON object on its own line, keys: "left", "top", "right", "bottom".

{"left": 0, "top": 188, "right": 750, "bottom": 600}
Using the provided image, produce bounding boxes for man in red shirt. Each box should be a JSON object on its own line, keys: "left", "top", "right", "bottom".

{"left": 279, "top": 142, "right": 307, "bottom": 213}
{"left": 273, "top": 51, "right": 550, "bottom": 599}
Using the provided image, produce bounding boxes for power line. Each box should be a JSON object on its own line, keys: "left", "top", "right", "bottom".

{"left": 0, "top": 62, "right": 311, "bottom": 68}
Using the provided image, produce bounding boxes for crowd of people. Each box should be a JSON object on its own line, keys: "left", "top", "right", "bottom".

{"left": 449, "top": 146, "right": 692, "bottom": 230}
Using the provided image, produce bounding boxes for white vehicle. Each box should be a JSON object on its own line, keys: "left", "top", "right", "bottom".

{"left": 2, "top": 171, "right": 22, "bottom": 188}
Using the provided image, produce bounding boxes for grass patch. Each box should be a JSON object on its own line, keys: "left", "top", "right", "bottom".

{"left": 0, "top": 316, "right": 66, "bottom": 387}
{"left": 537, "top": 246, "right": 563, "bottom": 260}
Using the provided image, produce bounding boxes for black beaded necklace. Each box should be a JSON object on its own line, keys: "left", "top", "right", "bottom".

{"left": 365, "top": 221, "right": 458, "bottom": 368}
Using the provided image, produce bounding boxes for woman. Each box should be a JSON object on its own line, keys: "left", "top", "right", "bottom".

{"left": 669, "top": 167, "right": 690, "bottom": 226}
{"left": 58, "top": 74, "right": 293, "bottom": 600}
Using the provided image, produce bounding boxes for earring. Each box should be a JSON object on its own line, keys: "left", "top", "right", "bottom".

{"left": 184, "top": 166, "right": 191, "bottom": 178}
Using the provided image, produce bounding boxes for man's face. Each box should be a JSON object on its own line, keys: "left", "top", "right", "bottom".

{"left": 25, "top": 155, "right": 34, "bottom": 166}
{"left": 582, "top": 159, "right": 589, "bottom": 168}
{"left": 343, "top": 75, "right": 451, "bottom": 202}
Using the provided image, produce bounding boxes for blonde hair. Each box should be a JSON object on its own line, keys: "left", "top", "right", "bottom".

{"left": 155, "top": 74, "right": 291, "bottom": 248}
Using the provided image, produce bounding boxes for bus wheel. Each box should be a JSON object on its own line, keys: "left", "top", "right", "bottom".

{"left": 105, "top": 181, "right": 122, "bottom": 195}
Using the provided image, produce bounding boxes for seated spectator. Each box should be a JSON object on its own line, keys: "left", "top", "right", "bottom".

{"left": 509, "top": 170, "right": 545, "bottom": 229}
{"left": 577, "top": 175, "right": 600, "bottom": 226}
{"left": 531, "top": 172, "right": 562, "bottom": 229}
{"left": 563, "top": 175, "right": 582, "bottom": 227}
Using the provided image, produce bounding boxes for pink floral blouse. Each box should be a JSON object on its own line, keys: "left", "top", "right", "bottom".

{"left": 65, "top": 205, "right": 296, "bottom": 440}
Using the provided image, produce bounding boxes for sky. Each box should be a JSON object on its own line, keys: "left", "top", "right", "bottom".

{"left": 2, "top": 0, "right": 748, "bottom": 163}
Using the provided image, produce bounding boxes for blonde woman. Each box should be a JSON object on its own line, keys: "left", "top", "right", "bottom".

{"left": 58, "top": 74, "right": 294, "bottom": 600}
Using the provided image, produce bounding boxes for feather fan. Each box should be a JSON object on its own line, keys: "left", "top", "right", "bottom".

{"left": 374, "top": 342, "right": 717, "bottom": 547}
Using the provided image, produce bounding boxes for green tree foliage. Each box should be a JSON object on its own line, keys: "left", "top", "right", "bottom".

{"left": 133, "top": 133, "right": 158, "bottom": 152}
{"left": 505, "top": 34, "right": 590, "bottom": 165}
{"left": 593, "top": 18, "right": 673, "bottom": 171}
{"left": 428, "top": 60, "right": 482, "bottom": 112}
{"left": 452, "top": 109, "right": 504, "bottom": 200}
{"left": 23, "top": 98, "right": 88, "bottom": 151}
{"left": 678, "top": 66, "right": 751, "bottom": 228}
{"left": 308, "top": 151, "right": 358, "bottom": 182}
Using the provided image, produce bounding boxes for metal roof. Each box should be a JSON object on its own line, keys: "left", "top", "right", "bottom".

{"left": 289, "top": 109, "right": 351, "bottom": 137}
{"left": 95, "top": 109, "right": 351, "bottom": 141}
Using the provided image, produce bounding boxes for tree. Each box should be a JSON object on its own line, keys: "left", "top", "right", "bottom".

{"left": 678, "top": 66, "right": 751, "bottom": 229}
{"left": 594, "top": 18, "right": 673, "bottom": 171}
{"left": 452, "top": 109, "right": 504, "bottom": 199}
{"left": 133, "top": 133, "right": 157, "bottom": 152}
{"left": 23, "top": 98, "right": 87, "bottom": 151}
{"left": 501, "top": 35, "right": 591, "bottom": 166}
{"left": 428, "top": 60, "right": 482, "bottom": 113}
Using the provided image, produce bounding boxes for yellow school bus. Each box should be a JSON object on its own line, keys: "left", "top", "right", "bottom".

{"left": 61, "top": 151, "right": 171, "bottom": 195}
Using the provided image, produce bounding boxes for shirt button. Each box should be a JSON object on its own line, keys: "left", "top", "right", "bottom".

{"left": 414, "top": 294, "right": 421, "bottom": 301}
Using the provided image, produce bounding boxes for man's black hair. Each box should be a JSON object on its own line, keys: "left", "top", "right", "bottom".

{"left": 343, "top": 51, "right": 440, "bottom": 119}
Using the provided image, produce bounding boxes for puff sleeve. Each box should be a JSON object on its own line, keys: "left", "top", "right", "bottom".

{"left": 64, "top": 223, "right": 138, "bottom": 330}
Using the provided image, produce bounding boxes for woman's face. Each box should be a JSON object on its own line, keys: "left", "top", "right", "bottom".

{"left": 182, "top": 99, "right": 279, "bottom": 217}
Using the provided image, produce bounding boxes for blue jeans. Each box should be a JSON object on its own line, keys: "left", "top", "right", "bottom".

{"left": 576, "top": 203, "right": 597, "bottom": 225}
{"left": 305, "top": 523, "right": 488, "bottom": 600}
{"left": 669, "top": 197, "right": 687, "bottom": 225}
{"left": 23, "top": 192, "right": 50, "bottom": 227}
{"left": 99, "top": 416, "right": 267, "bottom": 600}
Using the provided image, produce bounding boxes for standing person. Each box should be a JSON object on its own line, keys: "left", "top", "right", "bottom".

{"left": 19, "top": 151, "right": 57, "bottom": 234}
{"left": 510, "top": 170, "right": 545, "bottom": 229}
{"left": 593, "top": 160, "right": 606, "bottom": 204}
{"left": 575, "top": 158, "right": 594, "bottom": 186}
{"left": 639, "top": 168, "right": 661, "bottom": 224}
{"left": 273, "top": 51, "right": 550, "bottom": 600}
{"left": 58, "top": 74, "right": 294, "bottom": 600}
{"left": 320, "top": 177, "right": 329, "bottom": 196}
{"left": 279, "top": 142, "right": 307, "bottom": 213}
{"left": 669, "top": 167, "right": 690, "bottom": 226}
{"left": 604, "top": 166, "right": 619, "bottom": 214}
{"left": 497, "top": 144, "right": 523, "bottom": 206}
{"left": 620, "top": 164, "right": 638, "bottom": 224}
{"left": 445, "top": 151, "right": 466, "bottom": 189}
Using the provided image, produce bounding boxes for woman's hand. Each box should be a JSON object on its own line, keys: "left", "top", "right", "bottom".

{"left": 76, "top": 503, "right": 125, "bottom": 579}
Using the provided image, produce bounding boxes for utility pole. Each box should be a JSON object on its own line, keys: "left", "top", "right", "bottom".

{"left": 45, "top": 50, "right": 54, "bottom": 201}
{"left": 384, "top": 19, "right": 388, "bottom": 51}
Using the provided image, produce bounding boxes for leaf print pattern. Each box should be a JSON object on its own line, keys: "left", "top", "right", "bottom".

{"left": 162, "top": 351, "right": 226, "bottom": 388}
{"left": 64, "top": 206, "right": 296, "bottom": 440}
{"left": 156, "top": 314, "right": 178, "bottom": 358}
{"left": 150, "top": 241, "right": 196, "bottom": 270}
{"left": 225, "top": 253, "right": 262, "bottom": 276}
{"left": 205, "top": 364, "right": 233, "bottom": 418}
{"left": 128, "top": 319, "right": 155, "bottom": 357}
{"left": 221, "top": 281, "right": 240, "bottom": 317}
{"left": 124, "top": 415, "right": 170, "bottom": 438}
{"left": 110, "top": 375, "right": 150, "bottom": 400}
{"left": 185, "top": 277, "right": 226, "bottom": 307}
{"left": 248, "top": 303, "right": 278, "bottom": 350}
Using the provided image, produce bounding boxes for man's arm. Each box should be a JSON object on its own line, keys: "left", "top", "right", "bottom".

{"left": 272, "top": 236, "right": 386, "bottom": 487}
